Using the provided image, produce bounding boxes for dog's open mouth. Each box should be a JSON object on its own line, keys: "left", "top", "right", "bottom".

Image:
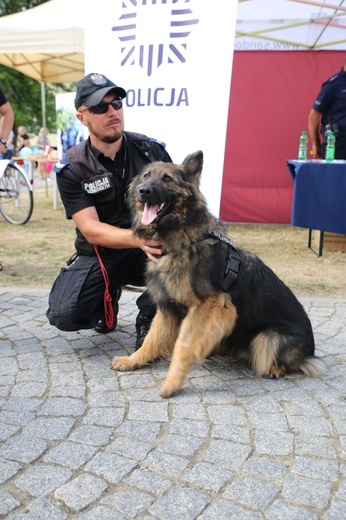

{"left": 141, "top": 201, "right": 169, "bottom": 225}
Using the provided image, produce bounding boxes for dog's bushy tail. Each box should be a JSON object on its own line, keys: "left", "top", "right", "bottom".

{"left": 251, "top": 331, "right": 327, "bottom": 378}
{"left": 251, "top": 331, "right": 279, "bottom": 377}
{"left": 299, "top": 357, "right": 327, "bottom": 377}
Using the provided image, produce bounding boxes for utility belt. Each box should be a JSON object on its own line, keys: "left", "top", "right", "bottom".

{"left": 66, "top": 246, "right": 110, "bottom": 265}
{"left": 322, "top": 123, "right": 346, "bottom": 139}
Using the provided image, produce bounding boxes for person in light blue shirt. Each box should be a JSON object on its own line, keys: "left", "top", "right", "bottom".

{"left": 19, "top": 137, "right": 33, "bottom": 176}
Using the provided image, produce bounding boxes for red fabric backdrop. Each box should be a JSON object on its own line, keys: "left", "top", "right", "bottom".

{"left": 220, "top": 50, "right": 345, "bottom": 223}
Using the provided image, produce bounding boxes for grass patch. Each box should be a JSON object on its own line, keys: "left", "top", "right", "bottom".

{"left": 0, "top": 185, "right": 345, "bottom": 297}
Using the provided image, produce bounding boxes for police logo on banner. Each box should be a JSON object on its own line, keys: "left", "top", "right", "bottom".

{"left": 112, "top": 0, "right": 199, "bottom": 77}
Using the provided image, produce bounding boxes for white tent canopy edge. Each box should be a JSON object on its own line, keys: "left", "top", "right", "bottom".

{"left": 237, "top": 0, "right": 346, "bottom": 50}
{"left": 0, "top": 0, "right": 87, "bottom": 127}
{"left": 0, "top": 0, "right": 87, "bottom": 82}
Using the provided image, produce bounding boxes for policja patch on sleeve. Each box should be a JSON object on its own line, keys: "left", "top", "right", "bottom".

{"left": 81, "top": 173, "right": 114, "bottom": 194}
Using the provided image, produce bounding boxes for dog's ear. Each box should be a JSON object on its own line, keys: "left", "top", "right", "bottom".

{"left": 182, "top": 151, "right": 203, "bottom": 180}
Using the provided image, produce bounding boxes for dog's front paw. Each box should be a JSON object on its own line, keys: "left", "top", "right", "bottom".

{"left": 160, "top": 380, "right": 180, "bottom": 398}
{"left": 111, "top": 356, "right": 136, "bottom": 371}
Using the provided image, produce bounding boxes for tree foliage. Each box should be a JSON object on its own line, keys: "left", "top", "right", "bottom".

{"left": 0, "top": 0, "right": 75, "bottom": 137}
{"left": 0, "top": 0, "right": 47, "bottom": 16}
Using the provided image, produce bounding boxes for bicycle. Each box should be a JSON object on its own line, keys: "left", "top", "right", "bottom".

{"left": 0, "top": 159, "right": 34, "bottom": 225}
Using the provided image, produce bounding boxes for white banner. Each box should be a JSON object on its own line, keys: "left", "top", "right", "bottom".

{"left": 84, "top": 0, "right": 238, "bottom": 216}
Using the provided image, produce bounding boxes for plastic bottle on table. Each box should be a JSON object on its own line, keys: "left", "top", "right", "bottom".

{"left": 325, "top": 130, "right": 335, "bottom": 162}
{"left": 298, "top": 130, "right": 308, "bottom": 161}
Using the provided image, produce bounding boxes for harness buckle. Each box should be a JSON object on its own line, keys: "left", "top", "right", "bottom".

{"left": 226, "top": 255, "right": 240, "bottom": 275}
{"left": 208, "top": 230, "right": 241, "bottom": 291}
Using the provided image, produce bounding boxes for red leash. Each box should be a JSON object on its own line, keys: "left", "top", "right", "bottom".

{"left": 94, "top": 245, "right": 114, "bottom": 328}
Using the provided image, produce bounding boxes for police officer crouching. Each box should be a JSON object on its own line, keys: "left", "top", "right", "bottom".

{"left": 46, "top": 73, "right": 172, "bottom": 349}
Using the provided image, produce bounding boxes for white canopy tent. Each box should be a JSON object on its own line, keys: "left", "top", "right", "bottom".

{"left": 236, "top": 0, "right": 346, "bottom": 50}
{"left": 0, "top": 0, "right": 87, "bottom": 82}
{"left": 0, "top": 0, "right": 87, "bottom": 126}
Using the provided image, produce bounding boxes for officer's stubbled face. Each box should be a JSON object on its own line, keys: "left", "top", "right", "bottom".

{"left": 77, "top": 93, "right": 125, "bottom": 145}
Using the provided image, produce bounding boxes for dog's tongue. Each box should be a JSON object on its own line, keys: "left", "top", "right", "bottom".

{"left": 141, "top": 202, "right": 159, "bottom": 225}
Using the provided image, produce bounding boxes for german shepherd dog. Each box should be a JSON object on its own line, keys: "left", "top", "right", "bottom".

{"left": 112, "top": 151, "right": 326, "bottom": 397}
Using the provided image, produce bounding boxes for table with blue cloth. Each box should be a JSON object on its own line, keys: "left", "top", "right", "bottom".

{"left": 287, "top": 160, "right": 346, "bottom": 256}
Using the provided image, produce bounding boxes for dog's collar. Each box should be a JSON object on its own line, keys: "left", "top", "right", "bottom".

{"left": 208, "top": 230, "right": 237, "bottom": 249}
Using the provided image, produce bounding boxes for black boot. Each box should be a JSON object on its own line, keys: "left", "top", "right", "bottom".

{"left": 94, "top": 289, "right": 122, "bottom": 334}
{"left": 135, "top": 313, "right": 152, "bottom": 350}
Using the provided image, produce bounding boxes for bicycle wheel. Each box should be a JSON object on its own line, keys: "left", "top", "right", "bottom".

{"left": 0, "top": 163, "right": 34, "bottom": 224}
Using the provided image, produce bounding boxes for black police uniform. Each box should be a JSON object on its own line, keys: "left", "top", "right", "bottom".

{"left": 46, "top": 131, "right": 172, "bottom": 331}
{"left": 312, "top": 67, "right": 346, "bottom": 160}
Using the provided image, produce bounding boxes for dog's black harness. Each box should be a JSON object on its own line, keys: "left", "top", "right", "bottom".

{"left": 208, "top": 231, "right": 240, "bottom": 290}
{"left": 169, "top": 230, "right": 240, "bottom": 317}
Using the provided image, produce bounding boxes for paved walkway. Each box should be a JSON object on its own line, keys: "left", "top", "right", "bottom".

{"left": 0, "top": 287, "right": 345, "bottom": 519}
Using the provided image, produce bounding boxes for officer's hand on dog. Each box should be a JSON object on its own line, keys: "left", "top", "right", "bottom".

{"left": 137, "top": 237, "right": 163, "bottom": 263}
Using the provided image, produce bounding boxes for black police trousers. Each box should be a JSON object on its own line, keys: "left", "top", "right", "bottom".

{"left": 46, "top": 248, "right": 155, "bottom": 331}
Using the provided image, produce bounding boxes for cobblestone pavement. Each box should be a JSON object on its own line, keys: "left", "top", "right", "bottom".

{"left": 0, "top": 287, "right": 345, "bottom": 519}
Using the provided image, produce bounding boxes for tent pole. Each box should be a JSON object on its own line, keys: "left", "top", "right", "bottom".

{"left": 41, "top": 82, "right": 46, "bottom": 130}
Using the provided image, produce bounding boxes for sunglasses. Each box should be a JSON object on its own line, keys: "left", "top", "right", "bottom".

{"left": 80, "top": 99, "right": 123, "bottom": 115}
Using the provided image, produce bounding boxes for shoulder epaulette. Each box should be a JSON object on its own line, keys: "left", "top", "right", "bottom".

{"left": 328, "top": 73, "right": 339, "bottom": 83}
{"left": 149, "top": 137, "right": 167, "bottom": 148}
{"left": 53, "top": 158, "right": 69, "bottom": 173}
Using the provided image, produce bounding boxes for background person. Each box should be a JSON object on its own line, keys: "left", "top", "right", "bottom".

{"left": 308, "top": 57, "right": 346, "bottom": 159}
{"left": 61, "top": 118, "right": 84, "bottom": 160}
{"left": 0, "top": 87, "right": 14, "bottom": 158}
{"left": 35, "top": 127, "right": 50, "bottom": 180}
{"left": 0, "top": 129, "right": 14, "bottom": 160}
{"left": 16, "top": 125, "right": 29, "bottom": 153}
{"left": 46, "top": 72, "right": 172, "bottom": 349}
{"left": 19, "top": 137, "right": 33, "bottom": 176}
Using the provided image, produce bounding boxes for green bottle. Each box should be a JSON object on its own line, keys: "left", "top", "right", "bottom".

{"left": 325, "top": 130, "right": 335, "bottom": 162}
{"left": 298, "top": 131, "right": 308, "bottom": 161}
